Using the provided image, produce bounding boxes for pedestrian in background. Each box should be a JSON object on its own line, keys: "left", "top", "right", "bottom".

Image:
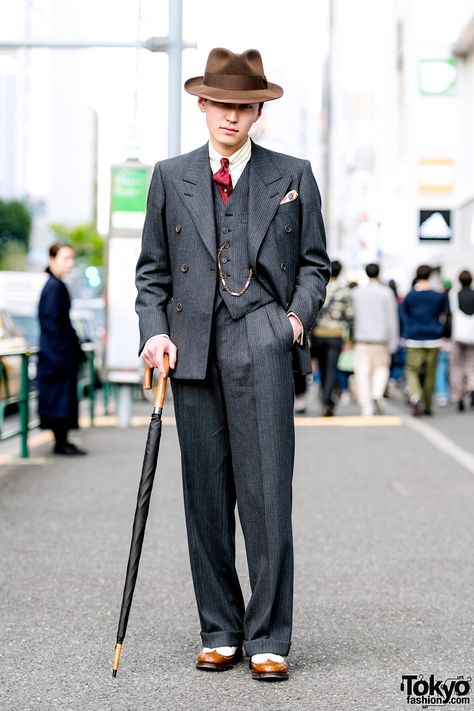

{"left": 352, "top": 263, "right": 399, "bottom": 416}
{"left": 435, "top": 279, "right": 453, "bottom": 407}
{"left": 400, "top": 264, "right": 449, "bottom": 416}
{"left": 37, "top": 243, "right": 86, "bottom": 455}
{"left": 311, "top": 260, "right": 353, "bottom": 416}
{"left": 387, "top": 278, "right": 406, "bottom": 388}
{"left": 449, "top": 269, "right": 474, "bottom": 411}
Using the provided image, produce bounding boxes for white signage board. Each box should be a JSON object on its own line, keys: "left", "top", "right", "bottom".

{"left": 104, "top": 236, "right": 143, "bottom": 381}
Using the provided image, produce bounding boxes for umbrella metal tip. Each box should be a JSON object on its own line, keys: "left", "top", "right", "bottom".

{"left": 112, "top": 642, "right": 122, "bottom": 678}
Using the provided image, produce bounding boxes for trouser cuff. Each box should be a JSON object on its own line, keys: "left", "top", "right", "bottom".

{"left": 200, "top": 630, "right": 244, "bottom": 648}
{"left": 244, "top": 638, "right": 291, "bottom": 657}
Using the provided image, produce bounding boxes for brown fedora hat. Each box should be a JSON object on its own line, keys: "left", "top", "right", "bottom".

{"left": 184, "top": 47, "right": 283, "bottom": 103}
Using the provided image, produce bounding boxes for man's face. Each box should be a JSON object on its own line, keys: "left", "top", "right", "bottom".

{"left": 198, "top": 98, "right": 261, "bottom": 155}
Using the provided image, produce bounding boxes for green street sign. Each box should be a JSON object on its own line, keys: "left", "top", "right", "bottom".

{"left": 110, "top": 161, "right": 151, "bottom": 233}
{"left": 111, "top": 166, "right": 149, "bottom": 213}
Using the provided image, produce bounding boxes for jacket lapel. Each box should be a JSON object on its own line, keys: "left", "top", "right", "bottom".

{"left": 171, "top": 144, "right": 216, "bottom": 260}
{"left": 248, "top": 141, "right": 291, "bottom": 266}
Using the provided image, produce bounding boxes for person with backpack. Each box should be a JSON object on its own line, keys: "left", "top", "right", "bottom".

{"left": 311, "top": 260, "right": 353, "bottom": 416}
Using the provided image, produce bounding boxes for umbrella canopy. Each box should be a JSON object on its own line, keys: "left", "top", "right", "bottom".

{"left": 112, "top": 357, "right": 169, "bottom": 677}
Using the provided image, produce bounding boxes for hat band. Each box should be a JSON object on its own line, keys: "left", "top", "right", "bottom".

{"left": 203, "top": 72, "right": 268, "bottom": 91}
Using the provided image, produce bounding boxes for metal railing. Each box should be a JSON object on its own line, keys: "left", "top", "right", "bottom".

{"left": 0, "top": 345, "right": 95, "bottom": 459}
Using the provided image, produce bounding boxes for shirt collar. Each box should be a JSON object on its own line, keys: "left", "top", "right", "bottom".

{"left": 208, "top": 136, "right": 252, "bottom": 167}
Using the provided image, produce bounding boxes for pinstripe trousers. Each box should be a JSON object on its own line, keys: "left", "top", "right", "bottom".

{"left": 171, "top": 300, "right": 296, "bottom": 656}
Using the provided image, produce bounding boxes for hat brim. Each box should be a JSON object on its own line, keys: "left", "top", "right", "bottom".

{"left": 184, "top": 76, "right": 283, "bottom": 103}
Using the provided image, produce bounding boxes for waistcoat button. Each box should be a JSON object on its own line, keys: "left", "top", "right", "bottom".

{"left": 223, "top": 228, "right": 230, "bottom": 234}
{"left": 175, "top": 224, "right": 182, "bottom": 233}
{"left": 176, "top": 303, "right": 183, "bottom": 312}
{"left": 180, "top": 264, "right": 188, "bottom": 272}
{"left": 224, "top": 242, "right": 230, "bottom": 249}
{"left": 221, "top": 257, "right": 228, "bottom": 264}
{"left": 280, "top": 263, "right": 288, "bottom": 271}
{"left": 284, "top": 225, "right": 292, "bottom": 233}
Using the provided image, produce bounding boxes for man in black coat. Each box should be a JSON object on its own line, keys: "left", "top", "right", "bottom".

{"left": 135, "top": 48, "right": 329, "bottom": 680}
{"left": 38, "top": 243, "right": 86, "bottom": 455}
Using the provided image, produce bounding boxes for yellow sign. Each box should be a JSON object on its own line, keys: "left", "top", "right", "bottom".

{"left": 419, "top": 158, "right": 454, "bottom": 194}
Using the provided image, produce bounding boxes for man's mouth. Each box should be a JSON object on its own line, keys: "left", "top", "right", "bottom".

{"left": 221, "top": 127, "right": 238, "bottom": 133}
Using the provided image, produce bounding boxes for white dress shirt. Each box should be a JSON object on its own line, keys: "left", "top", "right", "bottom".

{"left": 209, "top": 136, "right": 252, "bottom": 188}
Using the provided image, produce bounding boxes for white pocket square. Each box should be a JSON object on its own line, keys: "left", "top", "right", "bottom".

{"left": 280, "top": 190, "right": 298, "bottom": 205}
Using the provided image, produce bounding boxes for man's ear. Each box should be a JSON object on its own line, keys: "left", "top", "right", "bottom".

{"left": 254, "top": 110, "right": 262, "bottom": 124}
{"left": 197, "top": 97, "right": 207, "bottom": 113}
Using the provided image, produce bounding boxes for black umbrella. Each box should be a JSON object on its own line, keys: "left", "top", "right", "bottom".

{"left": 112, "top": 356, "right": 169, "bottom": 677}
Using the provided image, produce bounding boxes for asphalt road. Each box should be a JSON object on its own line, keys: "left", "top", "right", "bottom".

{"left": 1, "top": 390, "right": 473, "bottom": 711}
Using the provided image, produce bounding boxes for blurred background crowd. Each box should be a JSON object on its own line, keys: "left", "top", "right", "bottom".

{"left": 1, "top": 0, "right": 474, "bottom": 437}
{"left": 295, "top": 260, "right": 474, "bottom": 418}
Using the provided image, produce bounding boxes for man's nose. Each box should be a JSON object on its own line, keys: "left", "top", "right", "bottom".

{"left": 226, "top": 108, "right": 238, "bottom": 122}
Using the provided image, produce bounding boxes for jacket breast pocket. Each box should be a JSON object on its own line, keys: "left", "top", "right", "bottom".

{"left": 276, "top": 198, "right": 299, "bottom": 214}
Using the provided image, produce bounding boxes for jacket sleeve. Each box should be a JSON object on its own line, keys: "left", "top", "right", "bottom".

{"left": 287, "top": 161, "right": 331, "bottom": 336}
{"left": 135, "top": 163, "right": 172, "bottom": 355}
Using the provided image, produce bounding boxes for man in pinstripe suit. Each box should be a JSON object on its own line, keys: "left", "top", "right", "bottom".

{"left": 135, "top": 47, "right": 330, "bottom": 681}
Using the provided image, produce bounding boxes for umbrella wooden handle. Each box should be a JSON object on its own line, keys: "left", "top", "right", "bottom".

{"left": 143, "top": 367, "right": 153, "bottom": 390}
{"left": 143, "top": 355, "right": 170, "bottom": 408}
{"left": 155, "top": 354, "right": 169, "bottom": 409}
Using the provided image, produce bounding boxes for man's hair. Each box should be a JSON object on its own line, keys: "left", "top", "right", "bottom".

{"left": 365, "top": 263, "right": 380, "bottom": 279}
{"left": 330, "top": 260, "right": 342, "bottom": 278}
{"left": 416, "top": 264, "right": 432, "bottom": 281}
{"left": 459, "top": 269, "right": 472, "bottom": 287}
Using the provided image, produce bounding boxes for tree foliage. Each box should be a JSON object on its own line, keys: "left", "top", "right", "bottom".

{"left": 50, "top": 223, "right": 105, "bottom": 266}
{"left": 0, "top": 198, "right": 32, "bottom": 254}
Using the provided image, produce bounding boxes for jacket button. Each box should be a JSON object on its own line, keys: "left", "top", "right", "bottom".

{"left": 280, "top": 263, "right": 288, "bottom": 271}
{"left": 180, "top": 264, "right": 188, "bottom": 272}
{"left": 284, "top": 224, "right": 292, "bottom": 233}
{"left": 176, "top": 303, "right": 183, "bottom": 312}
{"left": 175, "top": 224, "right": 182, "bottom": 233}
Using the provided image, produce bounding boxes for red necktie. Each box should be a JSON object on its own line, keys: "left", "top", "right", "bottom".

{"left": 212, "top": 157, "right": 233, "bottom": 205}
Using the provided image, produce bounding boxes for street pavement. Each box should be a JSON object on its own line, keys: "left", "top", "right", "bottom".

{"left": 1, "top": 387, "right": 473, "bottom": 711}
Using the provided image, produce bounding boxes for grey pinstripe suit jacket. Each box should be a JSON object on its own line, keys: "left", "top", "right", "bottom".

{"left": 135, "top": 140, "right": 330, "bottom": 379}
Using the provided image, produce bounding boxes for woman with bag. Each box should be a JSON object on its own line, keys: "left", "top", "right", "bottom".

{"left": 37, "top": 242, "right": 87, "bottom": 455}
{"left": 449, "top": 269, "right": 474, "bottom": 412}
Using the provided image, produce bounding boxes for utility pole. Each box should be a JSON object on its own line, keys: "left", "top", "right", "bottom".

{"left": 321, "top": 0, "right": 333, "bottom": 232}
{"left": 168, "top": 0, "right": 183, "bottom": 157}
